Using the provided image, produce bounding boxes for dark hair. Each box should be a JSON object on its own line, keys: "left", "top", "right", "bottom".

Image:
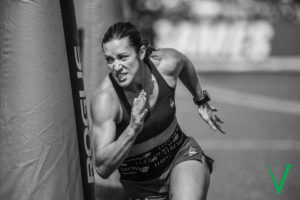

{"left": 101, "top": 22, "right": 155, "bottom": 57}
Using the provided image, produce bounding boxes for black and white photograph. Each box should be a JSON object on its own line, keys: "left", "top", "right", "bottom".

{"left": 1, "top": 0, "right": 300, "bottom": 200}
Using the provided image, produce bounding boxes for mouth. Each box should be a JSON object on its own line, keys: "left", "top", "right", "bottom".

{"left": 115, "top": 72, "right": 127, "bottom": 82}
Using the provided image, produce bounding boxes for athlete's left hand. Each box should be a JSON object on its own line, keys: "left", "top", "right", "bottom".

{"left": 197, "top": 103, "right": 226, "bottom": 134}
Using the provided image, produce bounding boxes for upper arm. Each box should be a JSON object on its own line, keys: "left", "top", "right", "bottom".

{"left": 90, "top": 88, "right": 119, "bottom": 154}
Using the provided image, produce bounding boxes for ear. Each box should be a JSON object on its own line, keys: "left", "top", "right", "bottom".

{"left": 138, "top": 45, "right": 147, "bottom": 60}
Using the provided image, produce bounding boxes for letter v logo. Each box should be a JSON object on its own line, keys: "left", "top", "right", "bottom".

{"left": 267, "top": 163, "right": 293, "bottom": 195}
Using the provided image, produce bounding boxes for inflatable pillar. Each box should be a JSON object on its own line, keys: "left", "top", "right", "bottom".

{"left": 0, "top": 0, "right": 83, "bottom": 200}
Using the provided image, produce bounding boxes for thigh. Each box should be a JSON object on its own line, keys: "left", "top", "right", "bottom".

{"left": 169, "top": 158, "right": 210, "bottom": 200}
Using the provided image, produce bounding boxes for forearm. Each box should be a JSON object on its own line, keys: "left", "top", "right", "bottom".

{"left": 94, "top": 127, "right": 137, "bottom": 178}
{"left": 179, "top": 56, "right": 204, "bottom": 99}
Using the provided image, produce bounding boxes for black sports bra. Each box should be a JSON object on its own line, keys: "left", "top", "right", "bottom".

{"left": 109, "top": 57, "right": 176, "bottom": 144}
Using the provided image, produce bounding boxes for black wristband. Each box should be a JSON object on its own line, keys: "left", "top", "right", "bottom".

{"left": 193, "top": 90, "right": 210, "bottom": 106}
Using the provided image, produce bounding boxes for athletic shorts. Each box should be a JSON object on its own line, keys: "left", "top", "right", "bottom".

{"left": 119, "top": 128, "right": 214, "bottom": 200}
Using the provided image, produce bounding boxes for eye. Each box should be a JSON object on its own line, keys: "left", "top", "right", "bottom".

{"left": 105, "top": 57, "right": 114, "bottom": 64}
{"left": 119, "top": 55, "right": 128, "bottom": 61}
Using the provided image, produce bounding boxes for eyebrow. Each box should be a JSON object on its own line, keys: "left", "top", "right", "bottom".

{"left": 104, "top": 52, "right": 129, "bottom": 58}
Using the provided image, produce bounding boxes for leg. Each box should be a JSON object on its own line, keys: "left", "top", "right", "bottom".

{"left": 169, "top": 157, "right": 210, "bottom": 200}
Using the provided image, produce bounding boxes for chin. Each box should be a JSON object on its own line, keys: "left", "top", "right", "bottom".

{"left": 116, "top": 77, "right": 131, "bottom": 88}
{"left": 118, "top": 81, "right": 130, "bottom": 88}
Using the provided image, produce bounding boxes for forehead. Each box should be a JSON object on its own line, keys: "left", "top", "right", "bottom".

{"left": 103, "top": 37, "right": 135, "bottom": 55}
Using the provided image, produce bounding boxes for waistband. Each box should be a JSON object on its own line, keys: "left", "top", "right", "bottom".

{"left": 118, "top": 124, "right": 187, "bottom": 181}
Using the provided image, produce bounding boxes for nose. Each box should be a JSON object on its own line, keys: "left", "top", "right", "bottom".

{"left": 113, "top": 61, "right": 122, "bottom": 72}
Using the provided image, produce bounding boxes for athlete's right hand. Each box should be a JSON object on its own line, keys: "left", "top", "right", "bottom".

{"left": 129, "top": 90, "right": 148, "bottom": 135}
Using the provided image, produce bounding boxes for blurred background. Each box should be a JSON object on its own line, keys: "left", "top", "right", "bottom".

{"left": 124, "top": 0, "right": 300, "bottom": 70}
{"left": 74, "top": 0, "right": 300, "bottom": 199}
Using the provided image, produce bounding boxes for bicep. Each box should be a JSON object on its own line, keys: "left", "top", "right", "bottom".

{"left": 90, "top": 89, "right": 119, "bottom": 154}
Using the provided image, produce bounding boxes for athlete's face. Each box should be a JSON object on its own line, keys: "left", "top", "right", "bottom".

{"left": 103, "top": 37, "right": 145, "bottom": 88}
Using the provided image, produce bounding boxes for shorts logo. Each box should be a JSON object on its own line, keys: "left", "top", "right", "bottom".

{"left": 188, "top": 147, "right": 198, "bottom": 156}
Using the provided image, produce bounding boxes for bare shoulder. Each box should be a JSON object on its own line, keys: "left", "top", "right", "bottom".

{"left": 90, "top": 76, "right": 120, "bottom": 126}
{"left": 149, "top": 48, "right": 186, "bottom": 76}
{"left": 150, "top": 48, "right": 184, "bottom": 63}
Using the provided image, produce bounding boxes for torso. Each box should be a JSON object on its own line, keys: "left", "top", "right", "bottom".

{"left": 109, "top": 54, "right": 177, "bottom": 145}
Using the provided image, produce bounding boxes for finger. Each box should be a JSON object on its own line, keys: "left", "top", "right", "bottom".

{"left": 133, "top": 97, "right": 138, "bottom": 106}
{"left": 211, "top": 118, "right": 226, "bottom": 134}
{"left": 215, "top": 115, "right": 224, "bottom": 124}
{"left": 141, "top": 97, "right": 147, "bottom": 110}
{"left": 198, "top": 110, "right": 210, "bottom": 122}
{"left": 136, "top": 95, "right": 142, "bottom": 104}
{"left": 135, "top": 90, "right": 145, "bottom": 105}
{"left": 216, "top": 125, "right": 226, "bottom": 134}
{"left": 140, "top": 108, "right": 148, "bottom": 120}
{"left": 207, "top": 119, "right": 217, "bottom": 131}
{"left": 134, "top": 92, "right": 142, "bottom": 105}
{"left": 138, "top": 89, "right": 146, "bottom": 99}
